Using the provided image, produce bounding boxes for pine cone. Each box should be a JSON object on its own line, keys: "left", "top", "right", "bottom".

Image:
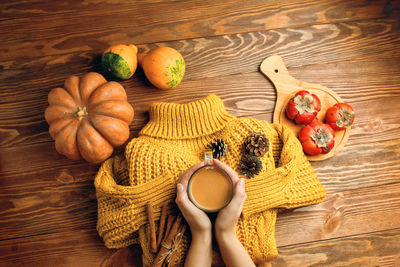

{"left": 243, "top": 133, "right": 269, "bottom": 157}
{"left": 240, "top": 154, "right": 262, "bottom": 178}
{"left": 207, "top": 138, "right": 228, "bottom": 159}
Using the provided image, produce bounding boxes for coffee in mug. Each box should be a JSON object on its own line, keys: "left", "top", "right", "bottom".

{"left": 188, "top": 165, "right": 234, "bottom": 213}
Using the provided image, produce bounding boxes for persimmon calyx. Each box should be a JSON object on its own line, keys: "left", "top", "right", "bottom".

{"left": 337, "top": 108, "right": 355, "bottom": 128}
{"left": 311, "top": 129, "right": 333, "bottom": 148}
{"left": 294, "top": 94, "right": 315, "bottom": 114}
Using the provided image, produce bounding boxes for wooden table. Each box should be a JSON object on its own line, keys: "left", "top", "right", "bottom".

{"left": 1, "top": 1, "right": 400, "bottom": 266}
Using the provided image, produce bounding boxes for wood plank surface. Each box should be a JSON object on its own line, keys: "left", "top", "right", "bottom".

{"left": 275, "top": 182, "right": 400, "bottom": 247}
{"left": 1, "top": 0, "right": 400, "bottom": 266}
{"left": 0, "top": 0, "right": 390, "bottom": 22}
{"left": 272, "top": 228, "right": 400, "bottom": 267}
{"left": 0, "top": 228, "right": 142, "bottom": 267}
{"left": 0, "top": 0, "right": 391, "bottom": 48}
{"left": 0, "top": 228, "right": 399, "bottom": 267}
{"left": 2, "top": 16, "right": 400, "bottom": 74}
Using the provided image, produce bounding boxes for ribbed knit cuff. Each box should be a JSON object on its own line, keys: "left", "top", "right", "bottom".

{"left": 243, "top": 170, "right": 287, "bottom": 217}
{"left": 281, "top": 156, "right": 326, "bottom": 209}
{"left": 242, "top": 122, "right": 326, "bottom": 217}
{"left": 237, "top": 209, "right": 279, "bottom": 262}
{"left": 95, "top": 158, "right": 176, "bottom": 248}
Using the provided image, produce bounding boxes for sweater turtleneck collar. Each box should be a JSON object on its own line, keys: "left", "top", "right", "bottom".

{"left": 139, "top": 94, "right": 236, "bottom": 139}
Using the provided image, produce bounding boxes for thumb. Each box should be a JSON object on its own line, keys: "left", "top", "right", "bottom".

{"left": 228, "top": 178, "right": 247, "bottom": 211}
{"left": 176, "top": 183, "right": 186, "bottom": 202}
{"left": 176, "top": 183, "right": 195, "bottom": 211}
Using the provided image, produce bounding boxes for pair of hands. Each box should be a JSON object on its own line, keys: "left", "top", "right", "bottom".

{"left": 175, "top": 159, "right": 247, "bottom": 239}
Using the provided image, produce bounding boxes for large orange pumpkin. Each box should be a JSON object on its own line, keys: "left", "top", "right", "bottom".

{"left": 44, "top": 72, "right": 134, "bottom": 163}
{"left": 138, "top": 47, "right": 185, "bottom": 89}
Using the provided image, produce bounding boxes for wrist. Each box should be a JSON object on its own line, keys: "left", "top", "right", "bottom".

{"left": 215, "top": 227, "right": 237, "bottom": 244}
{"left": 191, "top": 228, "right": 212, "bottom": 244}
{"left": 185, "top": 228, "right": 213, "bottom": 267}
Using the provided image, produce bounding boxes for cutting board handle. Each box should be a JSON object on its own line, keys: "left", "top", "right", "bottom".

{"left": 260, "top": 55, "right": 299, "bottom": 122}
{"left": 260, "top": 55, "right": 293, "bottom": 85}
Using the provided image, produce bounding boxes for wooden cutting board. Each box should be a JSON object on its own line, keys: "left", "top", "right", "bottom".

{"left": 260, "top": 55, "right": 351, "bottom": 161}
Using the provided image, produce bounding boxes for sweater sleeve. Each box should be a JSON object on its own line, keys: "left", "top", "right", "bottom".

{"left": 94, "top": 157, "right": 176, "bottom": 249}
{"left": 271, "top": 123, "right": 326, "bottom": 209}
{"left": 242, "top": 122, "right": 326, "bottom": 217}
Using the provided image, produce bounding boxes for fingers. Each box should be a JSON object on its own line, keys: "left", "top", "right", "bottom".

{"left": 175, "top": 183, "right": 193, "bottom": 219}
{"left": 212, "top": 159, "right": 240, "bottom": 183}
{"left": 176, "top": 183, "right": 198, "bottom": 215}
{"left": 178, "top": 160, "right": 212, "bottom": 187}
{"left": 176, "top": 183, "right": 190, "bottom": 208}
{"left": 224, "top": 178, "right": 247, "bottom": 215}
{"left": 232, "top": 178, "right": 247, "bottom": 207}
{"left": 176, "top": 183, "right": 210, "bottom": 231}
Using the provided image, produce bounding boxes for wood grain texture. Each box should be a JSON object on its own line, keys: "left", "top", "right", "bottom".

{"left": 0, "top": 228, "right": 399, "bottom": 267}
{"left": 0, "top": 0, "right": 391, "bottom": 50}
{"left": 275, "top": 182, "right": 400, "bottom": 247}
{"left": 2, "top": 16, "right": 400, "bottom": 75}
{"left": 1, "top": 0, "right": 392, "bottom": 22}
{"left": 0, "top": 179, "right": 98, "bottom": 240}
{"left": 0, "top": 229, "right": 142, "bottom": 267}
{"left": 272, "top": 228, "right": 400, "bottom": 267}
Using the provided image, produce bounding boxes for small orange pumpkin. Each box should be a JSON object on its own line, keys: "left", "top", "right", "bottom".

{"left": 102, "top": 44, "right": 138, "bottom": 80}
{"left": 138, "top": 47, "right": 185, "bottom": 89}
{"left": 44, "top": 72, "right": 134, "bottom": 163}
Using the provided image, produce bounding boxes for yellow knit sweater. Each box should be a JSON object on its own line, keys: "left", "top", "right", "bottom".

{"left": 95, "top": 94, "right": 326, "bottom": 266}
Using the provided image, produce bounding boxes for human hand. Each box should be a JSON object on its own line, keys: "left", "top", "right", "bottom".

{"left": 213, "top": 159, "right": 247, "bottom": 237}
{"left": 175, "top": 161, "right": 212, "bottom": 238}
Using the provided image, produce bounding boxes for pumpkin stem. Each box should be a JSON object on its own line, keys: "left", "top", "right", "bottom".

{"left": 75, "top": 106, "right": 88, "bottom": 120}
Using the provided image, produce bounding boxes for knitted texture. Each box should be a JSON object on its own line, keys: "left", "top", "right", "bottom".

{"left": 95, "top": 94, "right": 326, "bottom": 266}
